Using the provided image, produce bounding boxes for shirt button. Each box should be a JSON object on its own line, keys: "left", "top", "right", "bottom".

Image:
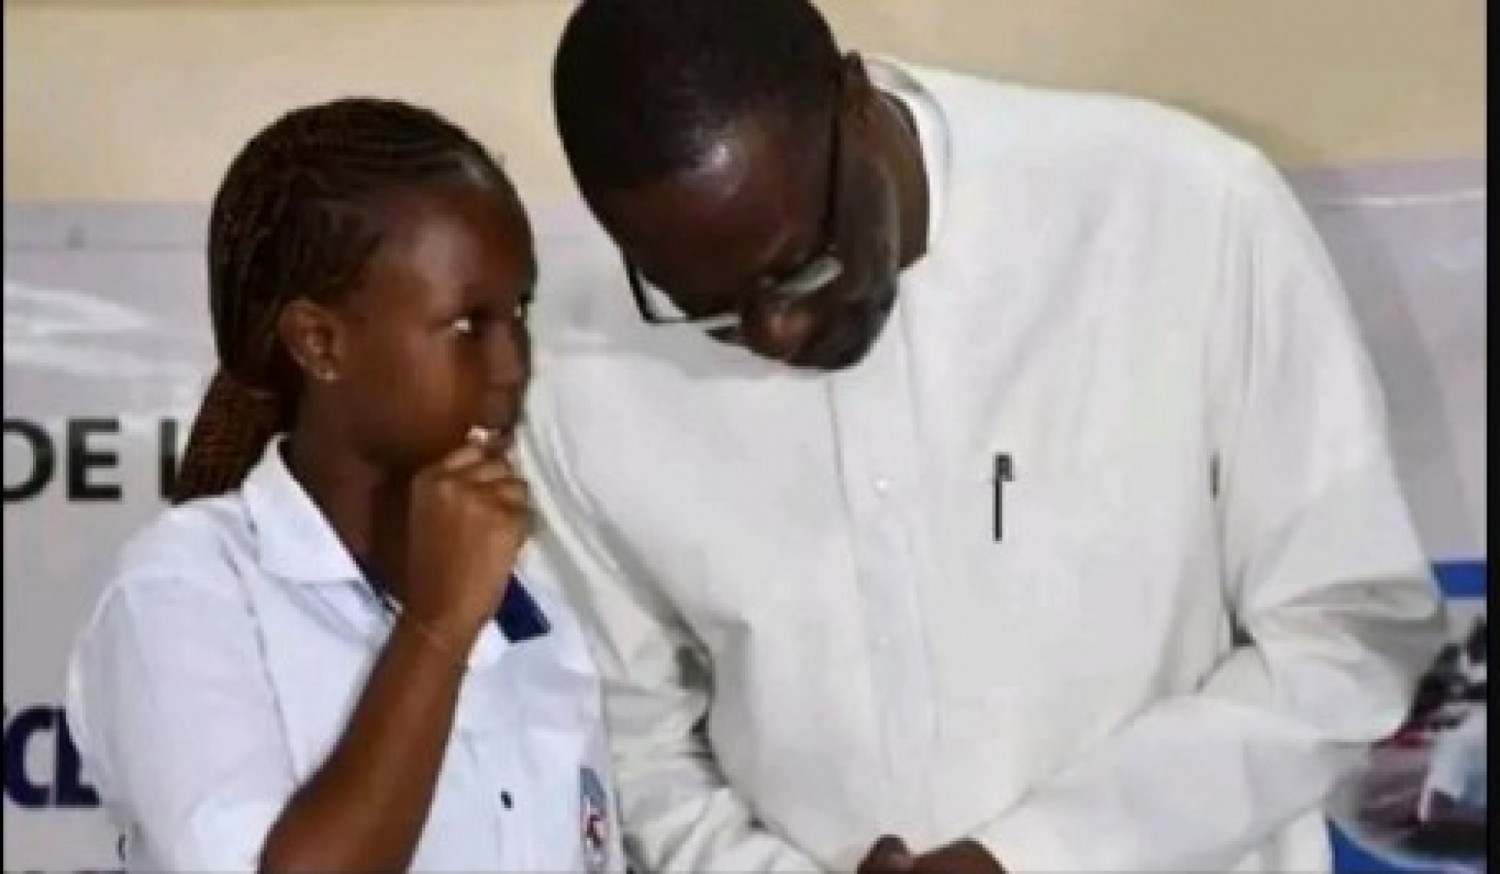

{"left": 500, "top": 791, "right": 514, "bottom": 809}
{"left": 874, "top": 478, "right": 892, "bottom": 494}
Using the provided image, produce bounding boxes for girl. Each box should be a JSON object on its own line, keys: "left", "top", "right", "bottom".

{"left": 66, "top": 98, "right": 621, "bottom": 873}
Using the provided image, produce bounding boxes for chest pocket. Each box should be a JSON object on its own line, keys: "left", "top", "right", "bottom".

{"left": 923, "top": 455, "right": 1159, "bottom": 748}
{"left": 249, "top": 582, "right": 379, "bottom": 782}
{"left": 250, "top": 582, "right": 514, "bottom": 870}
{"left": 247, "top": 573, "right": 614, "bottom": 871}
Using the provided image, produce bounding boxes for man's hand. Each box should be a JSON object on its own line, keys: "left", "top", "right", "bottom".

{"left": 910, "top": 839, "right": 1006, "bottom": 874}
{"left": 857, "top": 835, "right": 915, "bottom": 873}
{"left": 858, "top": 836, "right": 1005, "bottom": 874}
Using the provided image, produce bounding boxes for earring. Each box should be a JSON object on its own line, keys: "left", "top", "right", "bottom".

{"left": 314, "top": 367, "right": 339, "bottom": 383}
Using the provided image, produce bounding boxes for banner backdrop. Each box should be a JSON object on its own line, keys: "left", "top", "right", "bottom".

{"left": 3, "top": 160, "right": 1486, "bottom": 873}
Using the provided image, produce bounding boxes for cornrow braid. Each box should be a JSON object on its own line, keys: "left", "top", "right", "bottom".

{"left": 172, "top": 98, "right": 514, "bottom": 504}
{"left": 170, "top": 370, "right": 285, "bottom": 502}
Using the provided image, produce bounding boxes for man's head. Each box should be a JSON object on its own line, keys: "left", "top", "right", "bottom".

{"left": 553, "top": 0, "right": 921, "bottom": 370}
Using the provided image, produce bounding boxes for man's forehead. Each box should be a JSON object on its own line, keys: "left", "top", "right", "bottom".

{"left": 598, "top": 117, "right": 823, "bottom": 259}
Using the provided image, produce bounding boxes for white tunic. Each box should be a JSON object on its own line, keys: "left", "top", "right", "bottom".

{"left": 67, "top": 440, "right": 625, "bottom": 873}
{"left": 518, "top": 59, "right": 1446, "bottom": 873}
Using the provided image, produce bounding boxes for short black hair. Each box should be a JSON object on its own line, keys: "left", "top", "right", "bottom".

{"left": 173, "top": 98, "right": 516, "bottom": 503}
{"left": 553, "top": 0, "right": 843, "bottom": 195}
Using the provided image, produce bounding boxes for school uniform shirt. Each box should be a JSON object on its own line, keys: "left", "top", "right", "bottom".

{"left": 65, "top": 438, "right": 624, "bottom": 874}
{"left": 517, "top": 58, "right": 1447, "bottom": 873}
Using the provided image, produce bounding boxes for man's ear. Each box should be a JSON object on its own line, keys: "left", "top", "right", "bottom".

{"left": 278, "top": 298, "right": 347, "bottom": 384}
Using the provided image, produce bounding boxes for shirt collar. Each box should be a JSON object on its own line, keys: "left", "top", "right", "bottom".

{"left": 240, "top": 437, "right": 363, "bottom": 586}
{"left": 237, "top": 439, "right": 521, "bottom": 670}
{"left": 867, "top": 56, "right": 950, "bottom": 250}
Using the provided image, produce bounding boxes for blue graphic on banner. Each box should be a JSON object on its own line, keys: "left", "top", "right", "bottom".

{"left": 1329, "top": 559, "right": 1488, "bottom": 874}
{"left": 1430, "top": 561, "right": 1488, "bottom": 600}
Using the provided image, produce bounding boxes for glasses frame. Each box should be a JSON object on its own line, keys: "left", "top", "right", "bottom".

{"left": 624, "top": 103, "right": 846, "bottom": 327}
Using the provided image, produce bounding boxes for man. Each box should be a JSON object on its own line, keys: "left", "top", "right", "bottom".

{"left": 519, "top": 0, "right": 1447, "bottom": 870}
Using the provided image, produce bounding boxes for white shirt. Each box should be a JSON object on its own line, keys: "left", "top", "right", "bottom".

{"left": 518, "top": 59, "right": 1446, "bottom": 873}
{"left": 1418, "top": 706, "right": 1487, "bottom": 820}
{"left": 66, "top": 440, "right": 625, "bottom": 873}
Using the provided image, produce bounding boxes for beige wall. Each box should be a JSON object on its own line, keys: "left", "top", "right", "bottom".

{"left": 3, "top": 0, "right": 1485, "bottom": 204}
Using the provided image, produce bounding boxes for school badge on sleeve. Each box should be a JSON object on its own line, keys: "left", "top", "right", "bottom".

{"left": 580, "top": 766, "right": 611, "bottom": 873}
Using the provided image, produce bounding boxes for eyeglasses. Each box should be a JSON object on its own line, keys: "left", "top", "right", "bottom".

{"left": 625, "top": 106, "right": 845, "bottom": 330}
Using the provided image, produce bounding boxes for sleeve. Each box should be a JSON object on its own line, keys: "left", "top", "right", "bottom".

{"left": 970, "top": 146, "right": 1448, "bottom": 872}
{"left": 519, "top": 380, "right": 823, "bottom": 873}
{"left": 66, "top": 553, "right": 297, "bottom": 872}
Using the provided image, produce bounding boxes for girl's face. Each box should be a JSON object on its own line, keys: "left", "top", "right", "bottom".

{"left": 285, "top": 183, "right": 537, "bottom": 473}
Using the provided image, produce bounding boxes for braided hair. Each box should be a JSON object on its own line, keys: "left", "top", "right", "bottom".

{"left": 172, "top": 98, "right": 515, "bottom": 503}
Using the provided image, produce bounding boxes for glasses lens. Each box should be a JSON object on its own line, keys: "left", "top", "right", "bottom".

{"left": 639, "top": 272, "right": 741, "bottom": 330}
{"left": 769, "top": 254, "right": 843, "bottom": 301}
{"left": 638, "top": 274, "right": 690, "bottom": 320}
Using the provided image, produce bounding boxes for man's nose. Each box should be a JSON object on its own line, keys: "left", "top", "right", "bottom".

{"left": 746, "top": 302, "right": 817, "bottom": 362}
{"left": 486, "top": 322, "right": 531, "bottom": 385}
